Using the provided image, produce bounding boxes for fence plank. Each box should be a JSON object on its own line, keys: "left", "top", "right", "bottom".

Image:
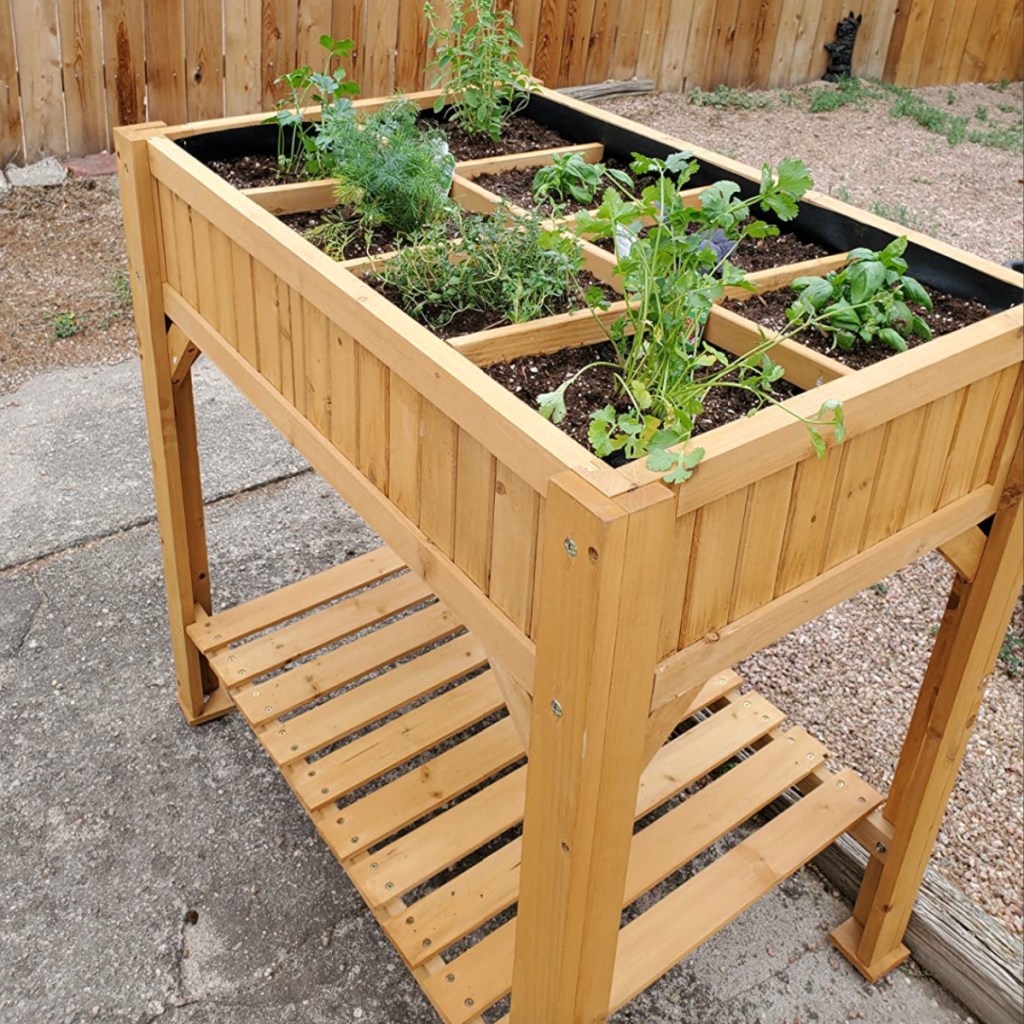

{"left": 11, "top": 0, "right": 65, "bottom": 161}
{"left": 185, "top": 0, "right": 224, "bottom": 121}
{"left": 262, "top": 0, "right": 299, "bottom": 108}
{"left": 101, "top": 0, "right": 145, "bottom": 144}
{"left": 145, "top": 0, "right": 187, "bottom": 124}
{"left": 225, "top": 0, "right": 263, "bottom": 115}
{"left": 0, "top": 0, "right": 23, "bottom": 163}
{"left": 59, "top": 0, "right": 107, "bottom": 155}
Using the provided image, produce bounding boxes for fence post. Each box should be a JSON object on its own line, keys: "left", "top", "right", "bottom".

{"left": 510, "top": 473, "right": 675, "bottom": 1022}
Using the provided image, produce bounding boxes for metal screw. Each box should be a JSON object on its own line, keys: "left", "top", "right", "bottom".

{"left": 385, "top": 882, "right": 394, "bottom": 891}
{"left": 351, "top": 836, "right": 359, "bottom": 844}
{"left": 743, "top": 700, "right": 751, "bottom": 707}
{"left": 717, "top": 678, "right": 727, "bottom": 685}
{"left": 464, "top": 999, "right": 474, "bottom": 1009}
{"left": 806, "top": 753, "right": 814, "bottom": 760}
{"left": 321, "top": 787, "right": 329, "bottom": 795}
{"left": 787, "top": 737, "right": 795, "bottom": 744}
{"left": 446, "top": 974, "right": 455, "bottom": 983}
{"left": 265, "top": 706, "right": 273, "bottom": 714}
{"left": 251, "top": 690, "right": 258, "bottom": 697}
{"left": 308, "top": 770, "right": 316, "bottom": 777}
{"left": 422, "top": 939, "right": 432, "bottom": 948}
{"left": 550, "top": 699, "right": 563, "bottom": 718}
{"left": 291, "top": 745, "right": 299, "bottom": 752}
{"left": 370, "top": 862, "right": 378, "bottom": 870}
{"left": 836, "top": 779, "right": 846, "bottom": 788}
{"left": 564, "top": 537, "right": 577, "bottom": 557}
{"left": 336, "top": 816, "right": 345, "bottom": 825}
{"left": 761, "top": 714, "right": 769, "bottom": 721}
{"left": 406, "top": 916, "right": 415, "bottom": 925}
{"left": 875, "top": 842, "right": 887, "bottom": 854}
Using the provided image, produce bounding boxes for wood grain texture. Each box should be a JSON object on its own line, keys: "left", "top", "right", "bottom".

{"left": 0, "top": 0, "right": 21, "bottom": 163}
{"left": 59, "top": 0, "right": 106, "bottom": 154}
{"left": 185, "top": 0, "right": 224, "bottom": 121}
{"left": 145, "top": 0, "right": 186, "bottom": 123}
{"left": 10, "top": 0, "right": 65, "bottom": 160}
{"left": 100, "top": 0, "right": 144, "bottom": 143}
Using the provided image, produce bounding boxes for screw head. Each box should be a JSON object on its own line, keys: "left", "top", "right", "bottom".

{"left": 550, "top": 699, "right": 563, "bottom": 718}
{"left": 564, "top": 537, "right": 577, "bottom": 557}
{"left": 836, "top": 779, "right": 846, "bottom": 787}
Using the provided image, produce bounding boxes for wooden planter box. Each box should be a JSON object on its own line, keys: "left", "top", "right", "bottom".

{"left": 116, "top": 88, "right": 1023, "bottom": 1023}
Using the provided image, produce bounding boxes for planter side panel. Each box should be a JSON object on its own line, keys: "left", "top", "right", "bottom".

{"left": 661, "top": 364, "right": 1021, "bottom": 660}
{"left": 156, "top": 189, "right": 544, "bottom": 644}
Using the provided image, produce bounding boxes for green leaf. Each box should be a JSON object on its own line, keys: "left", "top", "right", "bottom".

{"left": 808, "top": 428, "right": 827, "bottom": 458}
{"left": 880, "top": 235, "right": 908, "bottom": 261}
{"left": 774, "top": 157, "right": 813, "bottom": 199}
{"left": 901, "top": 275, "right": 933, "bottom": 310}
{"left": 879, "top": 327, "right": 908, "bottom": 351}
{"left": 537, "top": 382, "right": 569, "bottom": 423}
{"left": 791, "top": 276, "right": 834, "bottom": 310}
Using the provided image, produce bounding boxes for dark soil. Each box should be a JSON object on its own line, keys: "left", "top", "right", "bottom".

{"left": 422, "top": 111, "right": 574, "bottom": 161}
{"left": 484, "top": 341, "right": 800, "bottom": 451}
{"left": 722, "top": 284, "right": 992, "bottom": 370}
{"left": 206, "top": 154, "right": 303, "bottom": 189}
{"left": 279, "top": 209, "right": 402, "bottom": 261}
{"left": 471, "top": 156, "right": 670, "bottom": 216}
{"left": 368, "top": 271, "right": 615, "bottom": 340}
{"left": 591, "top": 225, "right": 831, "bottom": 271}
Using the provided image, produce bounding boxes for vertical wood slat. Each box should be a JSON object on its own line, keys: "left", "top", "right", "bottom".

{"left": 226, "top": 0, "right": 263, "bottom": 115}
{"left": 262, "top": 0, "right": 299, "bottom": 109}
{"left": 303, "top": 298, "right": 332, "bottom": 437}
{"left": 145, "top": 0, "right": 186, "bottom": 124}
{"left": 356, "top": 343, "right": 390, "bottom": 491}
{"left": 454, "top": 429, "right": 497, "bottom": 592}
{"left": 58, "top": 0, "right": 106, "bottom": 155}
{"left": 330, "top": 320, "right": 359, "bottom": 456}
{"left": 419, "top": 401, "right": 459, "bottom": 559}
{"left": 10, "top": 0, "right": 64, "bottom": 162}
{"left": 184, "top": 0, "right": 224, "bottom": 121}
{"left": 101, "top": 0, "right": 145, "bottom": 151}
{"left": 488, "top": 463, "right": 540, "bottom": 634}
{"left": 0, "top": 0, "right": 23, "bottom": 164}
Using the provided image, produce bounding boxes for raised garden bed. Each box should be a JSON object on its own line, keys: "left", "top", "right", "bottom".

{"left": 117, "top": 83, "right": 1024, "bottom": 1024}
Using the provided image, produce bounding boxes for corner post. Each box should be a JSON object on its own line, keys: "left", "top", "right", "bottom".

{"left": 115, "top": 125, "right": 229, "bottom": 725}
{"left": 510, "top": 474, "right": 675, "bottom": 1023}
{"left": 832, "top": 434, "right": 1023, "bottom": 980}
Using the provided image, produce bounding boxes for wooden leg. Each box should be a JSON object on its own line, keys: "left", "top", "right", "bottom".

{"left": 832, "top": 473, "right": 1023, "bottom": 980}
{"left": 116, "top": 126, "right": 229, "bottom": 726}
{"left": 510, "top": 475, "right": 675, "bottom": 1023}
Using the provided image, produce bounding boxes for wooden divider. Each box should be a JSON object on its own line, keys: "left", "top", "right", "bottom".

{"left": 4, "top": 0, "right": 1021, "bottom": 164}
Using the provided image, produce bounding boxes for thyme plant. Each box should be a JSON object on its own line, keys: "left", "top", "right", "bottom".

{"left": 539, "top": 154, "right": 847, "bottom": 483}
{"left": 424, "top": 0, "right": 536, "bottom": 140}
{"left": 377, "top": 206, "right": 585, "bottom": 331}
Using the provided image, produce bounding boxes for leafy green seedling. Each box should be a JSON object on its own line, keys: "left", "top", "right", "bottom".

{"left": 267, "top": 34, "right": 360, "bottom": 178}
{"left": 789, "top": 236, "right": 933, "bottom": 353}
{"left": 532, "top": 153, "right": 606, "bottom": 207}
{"left": 52, "top": 311, "right": 80, "bottom": 340}
{"left": 425, "top": 0, "right": 536, "bottom": 141}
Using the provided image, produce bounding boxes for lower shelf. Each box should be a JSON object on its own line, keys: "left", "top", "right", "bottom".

{"left": 190, "top": 547, "right": 883, "bottom": 1023}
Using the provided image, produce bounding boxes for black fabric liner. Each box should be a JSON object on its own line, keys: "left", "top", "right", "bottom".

{"left": 175, "top": 94, "right": 1022, "bottom": 312}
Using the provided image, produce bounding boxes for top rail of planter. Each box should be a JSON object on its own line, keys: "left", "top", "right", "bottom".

{"left": 123, "top": 86, "right": 1024, "bottom": 694}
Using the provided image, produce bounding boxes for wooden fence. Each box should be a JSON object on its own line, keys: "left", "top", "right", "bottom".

{"left": 1, "top": 0, "right": 1021, "bottom": 165}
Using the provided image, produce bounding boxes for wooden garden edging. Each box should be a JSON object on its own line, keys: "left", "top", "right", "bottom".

{"left": 116, "top": 85, "right": 1024, "bottom": 1023}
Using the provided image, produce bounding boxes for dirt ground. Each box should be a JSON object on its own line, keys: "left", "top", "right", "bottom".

{"left": 0, "top": 78, "right": 1021, "bottom": 934}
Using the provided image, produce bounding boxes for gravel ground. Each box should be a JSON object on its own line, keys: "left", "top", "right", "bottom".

{"left": 1, "top": 80, "right": 1021, "bottom": 934}
{"left": 598, "top": 81, "right": 1024, "bottom": 934}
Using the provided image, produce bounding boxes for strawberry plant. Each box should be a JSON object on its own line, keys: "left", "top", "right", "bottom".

{"left": 538, "top": 153, "right": 848, "bottom": 483}
{"left": 425, "top": 0, "right": 537, "bottom": 141}
{"left": 788, "top": 236, "right": 933, "bottom": 352}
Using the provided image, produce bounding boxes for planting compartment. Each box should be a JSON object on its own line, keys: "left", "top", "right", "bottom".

{"left": 117, "top": 86, "right": 1024, "bottom": 1023}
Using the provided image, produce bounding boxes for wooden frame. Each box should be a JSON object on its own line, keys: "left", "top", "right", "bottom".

{"left": 116, "top": 86, "right": 1024, "bottom": 1022}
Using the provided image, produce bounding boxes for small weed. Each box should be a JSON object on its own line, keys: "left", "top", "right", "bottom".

{"left": 869, "top": 200, "right": 938, "bottom": 234}
{"left": 870, "top": 581, "right": 890, "bottom": 596}
{"left": 111, "top": 268, "right": 132, "bottom": 307}
{"left": 687, "top": 85, "right": 774, "bottom": 110}
{"left": 986, "top": 78, "right": 1011, "bottom": 92}
{"left": 887, "top": 86, "right": 1023, "bottom": 152}
{"left": 946, "top": 89, "right": 957, "bottom": 105}
{"left": 975, "top": 105, "right": 989, "bottom": 122}
{"left": 808, "top": 76, "right": 883, "bottom": 113}
{"left": 997, "top": 102, "right": 1018, "bottom": 114}
{"left": 52, "top": 311, "right": 80, "bottom": 340}
{"left": 999, "top": 631, "right": 1024, "bottom": 679}
{"left": 831, "top": 184, "right": 852, "bottom": 203}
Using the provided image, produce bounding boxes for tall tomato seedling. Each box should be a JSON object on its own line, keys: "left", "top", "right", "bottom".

{"left": 424, "top": 0, "right": 537, "bottom": 141}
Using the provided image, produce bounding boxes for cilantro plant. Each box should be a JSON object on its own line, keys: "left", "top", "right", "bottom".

{"left": 788, "top": 236, "right": 933, "bottom": 352}
{"left": 532, "top": 153, "right": 606, "bottom": 207}
{"left": 538, "top": 153, "right": 847, "bottom": 483}
{"left": 424, "top": 0, "right": 536, "bottom": 141}
{"left": 376, "top": 206, "right": 585, "bottom": 331}
{"left": 317, "top": 98, "right": 455, "bottom": 236}
{"left": 268, "top": 35, "right": 360, "bottom": 178}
